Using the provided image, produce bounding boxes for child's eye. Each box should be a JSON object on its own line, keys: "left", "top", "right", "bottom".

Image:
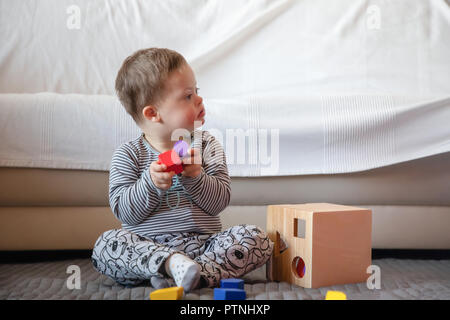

{"left": 186, "top": 88, "right": 199, "bottom": 100}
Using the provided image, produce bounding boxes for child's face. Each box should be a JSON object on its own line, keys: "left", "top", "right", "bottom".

{"left": 157, "top": 63, "right": 205, "bottom": 133}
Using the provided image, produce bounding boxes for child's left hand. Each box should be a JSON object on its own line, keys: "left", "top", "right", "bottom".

{"left": 181, "top": 148, "right": 202, "bottom": 178}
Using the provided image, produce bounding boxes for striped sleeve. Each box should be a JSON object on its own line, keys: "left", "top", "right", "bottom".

{"left": 108, "top": 144, "right": 163, "bottom": 226}
{"left": 180, "top": 131, "right": 231, "bottom": 216}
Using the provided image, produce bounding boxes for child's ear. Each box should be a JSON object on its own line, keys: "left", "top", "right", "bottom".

{"left": 143, "top": 105, "right": 159, "bottom": 122}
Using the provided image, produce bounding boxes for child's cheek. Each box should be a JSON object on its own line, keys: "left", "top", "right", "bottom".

{"left": 175, "top": 112, "right": 191, "bottom": 127}
{"left": 187, "top": 111, "right": 196, "bottom": 124}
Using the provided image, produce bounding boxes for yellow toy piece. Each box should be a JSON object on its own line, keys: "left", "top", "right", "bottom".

{"left": 150, "top": 286, "right": 184, "bottom": 300}
{"left": 325, "top": 290, "right": 347, "bottom": 300}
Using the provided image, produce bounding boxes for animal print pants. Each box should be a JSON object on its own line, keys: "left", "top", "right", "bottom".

{"left": 91, "top": 224, "right": 274, "bottom": 288}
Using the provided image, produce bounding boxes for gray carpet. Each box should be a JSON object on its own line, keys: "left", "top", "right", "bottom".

{"left": 1, "top": 258, "right": 449, "bottom": 300}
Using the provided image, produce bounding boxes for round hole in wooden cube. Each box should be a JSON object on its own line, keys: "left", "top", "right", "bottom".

{"left": 292, "top": 256, "right": 306, "bottom": 278}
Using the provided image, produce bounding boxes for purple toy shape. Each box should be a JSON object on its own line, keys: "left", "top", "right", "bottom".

{"left": 174, "top": 140, "right": 189, "bottom": 158}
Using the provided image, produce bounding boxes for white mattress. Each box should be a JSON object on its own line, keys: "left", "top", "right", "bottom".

{"left": 0, "top": 93, "right": 449, "bottom": 176}
{"left": 1, "top": 0, "right": 449, "bottom": 176}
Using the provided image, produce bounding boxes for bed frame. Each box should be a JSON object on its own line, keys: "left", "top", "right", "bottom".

{"left": 1, "top": 152, "right": 449, "bottom": 251}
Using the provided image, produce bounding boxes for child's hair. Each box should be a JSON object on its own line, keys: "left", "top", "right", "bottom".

{"left": 115, "top": 47, "right": 187, "bottom": 124}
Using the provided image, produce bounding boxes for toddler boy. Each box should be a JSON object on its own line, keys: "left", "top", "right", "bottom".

{"left": 91, "top": 48, "right": 273, "bottom": 291}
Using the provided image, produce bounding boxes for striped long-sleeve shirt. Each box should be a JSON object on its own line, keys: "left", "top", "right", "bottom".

{"left": 108, "top": 129, "right": 231, "bottom": 237}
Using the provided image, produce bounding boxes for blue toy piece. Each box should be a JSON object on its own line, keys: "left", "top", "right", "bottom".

{"left": 220, "top": 278, "right": 244, "bottom": 290}
{"left": 213, "top": 288, "right": 246, "bottom": 300}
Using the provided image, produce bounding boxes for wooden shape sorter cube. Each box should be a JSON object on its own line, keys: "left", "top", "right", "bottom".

{"left": 266, "top": 203, "right": 372, "bottom": 289}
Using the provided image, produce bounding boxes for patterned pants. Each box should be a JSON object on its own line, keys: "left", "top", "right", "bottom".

{"left": 91, "top": 224, "right": 274, "bottom": 288}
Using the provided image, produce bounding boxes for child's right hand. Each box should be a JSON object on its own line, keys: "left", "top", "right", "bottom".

{"left": 150, "top": 160, "right": 176, "bottom": 190}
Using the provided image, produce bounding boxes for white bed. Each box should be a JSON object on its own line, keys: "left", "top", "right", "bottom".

{"left": 0, "top": 93, "right": 449, "bottom": 176}
{"left": 1, "top": 0, "right": 449, "bottom": 176}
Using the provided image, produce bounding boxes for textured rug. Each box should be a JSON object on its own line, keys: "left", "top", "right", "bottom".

{"left": 1, "top": 258, "right": 449, "bottom": 300}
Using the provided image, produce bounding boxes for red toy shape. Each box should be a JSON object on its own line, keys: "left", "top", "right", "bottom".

{"left": 158, "top": 150, "right": 184, "bottom": 174}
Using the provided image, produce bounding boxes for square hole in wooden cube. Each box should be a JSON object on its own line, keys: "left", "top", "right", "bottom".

{"left": 294, "top": 218, "right": 306, "bottom": 238}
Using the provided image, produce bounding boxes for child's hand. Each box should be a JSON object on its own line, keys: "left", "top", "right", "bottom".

{"left": 181, "top": 148, "right": 202, "bottom": 178}
{"left": 150, "top": 160, "right": 176, "bottom": 190}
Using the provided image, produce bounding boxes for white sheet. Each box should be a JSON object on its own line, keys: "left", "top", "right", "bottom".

{"left": 0, "top": 0, "right": 449, "bottom": 176}
{"left": 0, "top": 93, "right": 449, "bottom": 176}
{"left": 0, "top": 0, "right": 449, "bottom": 96}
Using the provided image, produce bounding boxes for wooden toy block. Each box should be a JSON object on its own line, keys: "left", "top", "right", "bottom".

{"left": 266, "top": 203, "right": 372, "bottom": 289}
{"left": 325, "top": 290, "right": 347, "bottom": 300}
{"left": 220, "top": 278, "right": 244, "bottom": 290}
{"left": 149, "top": 286, "right": 184, "bottom": 300}
{"left": 158, "top": 150, "right": 183, "bottom": 174}
{"left": 213, "top": 288, "right": 246, "bottom": 300}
